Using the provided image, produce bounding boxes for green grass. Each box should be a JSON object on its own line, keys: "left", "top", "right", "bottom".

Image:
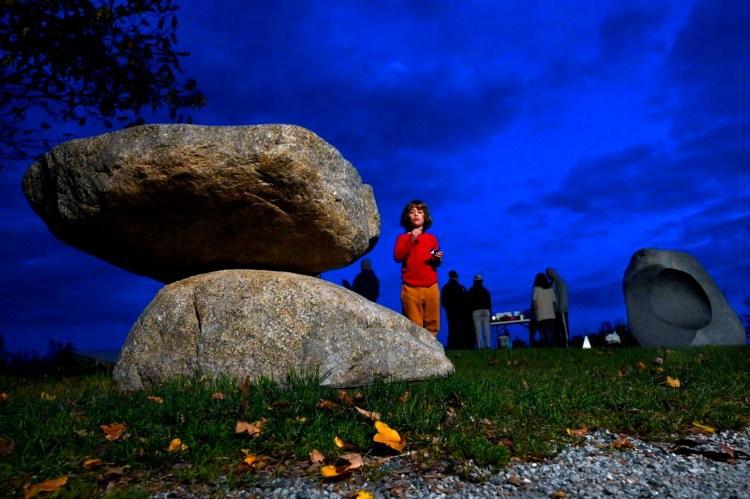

{"left": 1, "top": 346, "right": 749, "bottom": 496}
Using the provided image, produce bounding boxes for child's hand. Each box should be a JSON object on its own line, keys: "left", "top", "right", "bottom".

{"left": 410, "top": 228, "right": 423, "bottom": 240}
{"left": 433, "top": 250, "right": 443, "bottom": 260}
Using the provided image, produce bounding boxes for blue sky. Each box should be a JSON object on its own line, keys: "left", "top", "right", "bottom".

{"left": 2, "top": 0, "right": 749, "bottom": 353}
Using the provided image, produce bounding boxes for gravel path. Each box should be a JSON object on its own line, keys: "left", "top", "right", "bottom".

{"left": 154, "top": 426, "right": 750, "bottom": 498}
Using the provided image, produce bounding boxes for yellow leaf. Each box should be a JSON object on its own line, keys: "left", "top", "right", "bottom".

{"left": 355, "top": 406, "right": 380, "bottom": 421}
{"left": 23, "top": 476, "right": 68, "bottom": 498}
{"left": 666, "top": 376, "right": 681, "bottom": 388}
{"left": 566, "top": 427, "right": 589, "bottom": 437}
{"left": 692, "top": 421, "right": 715, "bottom": 433}
{"left": 334, "top": 435, "right": 345, "bottom": 448}
{"left": 310, "top": 449, "right": 325, "bottom": 463}
{"left": 373, "top": 421, "right": 406, "bottom": 452}
{"left": 100, "top": 423, "right": 126, "bottom": 441}
{"left": 351, "top": 490, "right": 374, "bottom": 499}
{"left": 243, "top": 455, "right": 257, "bottom": 466}
{"left": 167, "top": 438, "right": 188, "bottom": 452}
{"left": 321, "top": 464, "right": 352, "bottom": 478}
{"left": 147, "top": 396, "right": 164, "bottom": 404}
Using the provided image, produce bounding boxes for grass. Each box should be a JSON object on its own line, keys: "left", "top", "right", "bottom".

{"left": 1, "top": 346, "right": 749, "bottom": 497}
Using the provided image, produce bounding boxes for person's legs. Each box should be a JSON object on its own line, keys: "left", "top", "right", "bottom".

{"left": 422, "top": 283, "right": 440, "bottom": 336}
{"left": 479, "top": 309, "right": 491, "bottom": 348}
{"left": 401, "top": 284, "right": 424, "bottom": 328}
{"left": 472, "top": 310, "right": 484, "bottom": 348}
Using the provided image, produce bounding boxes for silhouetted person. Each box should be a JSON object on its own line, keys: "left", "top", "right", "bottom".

{"left": 531, "top": 272, "right": 557, "bottom": 347}
{"left": 441, "top": 270, "right": 473, "bottom": 349}
{"left": 468, "top": 274, "right": 492, "bottom": 349}
{"left": 546, "top": 267, "right": 569, "bottom": 347}
{"left": 342, "top": 258, "right": 380, "bottom": 302}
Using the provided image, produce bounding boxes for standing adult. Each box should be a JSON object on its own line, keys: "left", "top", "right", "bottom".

{"left": 467, "top": 274, "right": 492, "bottom": 349}
{"left": 546, "top": 267, "right": 569, "bottom": 347}
{"left": 441, "top": 270, "right": 473, "bottom": 349}
{"left": 531, "top": 272, "right": 557, "bottom": 347}
{"left": 393, "top": 200, "right": 443, "bottom": 336}
{"left": 342, "top": 258, "right": 380, "bottom": 302}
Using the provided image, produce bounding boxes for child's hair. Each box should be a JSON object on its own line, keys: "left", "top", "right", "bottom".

{"left": 533, "top": 272, "right": 551, "bottom": 289}
{"left": 400, "top": 199, "right": 433, "bottom": 231}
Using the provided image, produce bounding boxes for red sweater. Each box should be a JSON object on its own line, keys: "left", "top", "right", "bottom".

{"left": 393, "top": 232, "right": 440, "bottom": 287}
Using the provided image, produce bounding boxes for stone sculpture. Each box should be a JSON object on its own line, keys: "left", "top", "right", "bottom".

{"left": 22, "top": 124, "right": 379, "bottom": 283}
{"left": 23, "top": 124, "right": 453, "bottom": 390}
{"left": 113, "top": 270, "right": 454, "bottom": 390}
{"left": 623, "top": 248, "right": 745, "bottom": 347}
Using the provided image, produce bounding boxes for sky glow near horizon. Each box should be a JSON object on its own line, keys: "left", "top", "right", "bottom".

{"left": 2, "top": 0, "right": 749, "bottom": 353}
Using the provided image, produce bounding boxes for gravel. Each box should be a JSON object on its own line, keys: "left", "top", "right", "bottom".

{"left": 154, "top": 426, "right": 750, "bottom": 498}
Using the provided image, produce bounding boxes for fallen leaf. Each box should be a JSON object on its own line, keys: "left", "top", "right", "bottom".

{"left": 318, "top": 400, "right": 342, "bottom": 410}
{"left": 611, "top": 438, "right": 634, "bottom": 449}
{"left": 296, "top": 416, "right": 307, "bottom": 423}
{"left": 691, "top": 421, "right": 715, "bottom": 434}
{"left": 653, "top": 356, "right": 664, "bottom": 365}
{"left": 373, "top": 421, "right": 406, "bottom": 452}
{"left": 349, "top": 490, "right": 374, "bottom": 498}
{"left": 147, "top": 396, "right": 164, "bottom": 404}
{"left": 235, "top": 420, "right": 265, "bottom": 437}
{"left": 617, "top": 369, "right": 627, "bottom": 377}
{"left": 82, "top": 458, "right": 105, "bottom": 468}
{"left": 269, "top": 401, "right": 290, "bottom": 409}
{"left": 721, "top": 443, "right": 736, "bottom": 459}
{"left": 355, "top": 406, "right": 380, "bottom": 421}
{"left": 40, "top": 392, "right": 55, "bottom": 401}
{"left": 398, "top": 392, "right": 411, "bottom": 403}
{"left": 100, "top": 423, "right": 126, "bottom": 441}
{"left": 23, "top": 476, "right": 68, "bottom": 498}
{"left": 507, "top": 474, "right": 523, "bottom": 487}
{"left": 341, "top": 452, "right": 364, "bottom": 470}
{"left": 0, "top": 393, "right": 6, "bottom": 401}
{"left": 552, "top": 491, "right": 567, "bottom": 498}
{"left": 321, "top": 464, "right": 353, "bottom": 478}
{"left": 212, "top": 392, "right": 225, "bottom": 400}
{"left": 566, "top": 427, "right": 589, "bottom": 438}
{"left": 310, "top": 449, "right": 325, "bottom": 463}
{"left": 167, "top": 438, "right": 188, "bottom": 452}
{"left": 666, "top": 376, "right": 681, "bottom": 388}
{"left": 334, "top": 435, "right": 345, "bottom": 448}
{"left": 487, "top": 358, "right": 500, "bottom": 365}
{"left": 338, "top": 391, "right": 354, "bottom": 406}
{"left": 243, "top": 455, "right": 257, "bottom": 466}
{"left": 635, "top": 361, "right": 646, "bottom": 369}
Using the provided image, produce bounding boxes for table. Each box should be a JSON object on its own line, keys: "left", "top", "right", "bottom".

{"left": 490, "top": 318, "right": 530, "bottom": 349}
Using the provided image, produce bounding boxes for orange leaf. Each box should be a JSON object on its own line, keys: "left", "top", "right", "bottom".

{"left": 334, "top": 435, "right": 345, "bottom": 448}
{"left": 666, "top": 376, "right": 681, "bottom": 388}
{"left": 100, "top": 423, "right": 126, "bottom": 441}
{"left": 351, "top": 491, "right": 374, "bottom": 499}
{"left": 318, "top": 400, "right": 342, "bottom": 410}
{"left": 82, "top": 458, "right": 104, "bottom": 468}
{"left": 373, "top": 421, "right": 406, "bottom": 452}
{"left": 0, "top": 392, "right": 6, "bottom": 401}
{"left": 338, "top": 391, "right": 354, "bottom": 406}
{"left": 23, "top": 476, "right": 68, "bottom": 498}
{"left": 167, "top": 438, "right": 188, "bottom": 452}
{"left": 243, "top": 455, "right": 257, "bottom": 466}
{"left": 566, "top": 427, "right": 589, "bottom": 437}
{"left": 147, "top": 396, "right": 164, "bottom": 404}
{"left": 235, "top": 420, "right": 263, "bottom": 437}
{"left": 40, "top": 392, "right": 55, "bottom": 401}
{"left": 611, "top": 438, "right": 634, "bottom": 449}
{"left": 355, "top": 406, "right": 380, "bottom": 421}
{"left": 212, "top": 392, "right": 225, "bottom": 400}
{"left": 310, "top": 449, "right": 325, "bottom": 463}
{"left": 635, "top": 361, "right": 646, "bottom": 369}
{"left": 398, "top": 391, "right": 411, "bottom": 403}
{"left": 321, "top": 464, "right": 352, "bottom": 478}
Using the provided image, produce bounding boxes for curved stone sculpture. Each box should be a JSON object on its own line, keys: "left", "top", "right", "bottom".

{"left": 22, "top": 124, "right": 380, "bottom": 282}
{"left": 623, "top": 248, "right": 745, "bottom": 347}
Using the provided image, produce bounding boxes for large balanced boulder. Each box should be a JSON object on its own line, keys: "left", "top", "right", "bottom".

{"left": 623, "top": 248, "right": 745, "bottom": 347}
{"left": 113, "top": 269, "right": 454, "bottom": 390}
{"left": 22, "top": 124, "right": 380, "bottom": 282}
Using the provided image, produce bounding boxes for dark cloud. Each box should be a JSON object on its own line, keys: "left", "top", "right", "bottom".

{"left": 598, "top": 3, "right": 671, "bottom": 61}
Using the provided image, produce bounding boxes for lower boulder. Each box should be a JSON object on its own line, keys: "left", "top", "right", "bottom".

{"left": 113, "top": 269, "right": 454, "bottom": 390}
{"left": 623, "top": 248, "right": 745, "bottom": 347}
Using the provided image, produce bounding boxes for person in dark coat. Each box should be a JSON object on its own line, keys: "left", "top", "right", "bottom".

{"left": 441, "top": 270, "right": 474, "bottom": 349}
{"left": 467, "top": 274, "right": 493, "bottom": 349}
{"left": 342, "top": 258, "right": 380, "bottom": 302}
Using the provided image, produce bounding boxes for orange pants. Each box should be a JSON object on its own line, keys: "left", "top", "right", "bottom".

{"left": 401, "top": 283, "right": 440, "bottom": 336}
